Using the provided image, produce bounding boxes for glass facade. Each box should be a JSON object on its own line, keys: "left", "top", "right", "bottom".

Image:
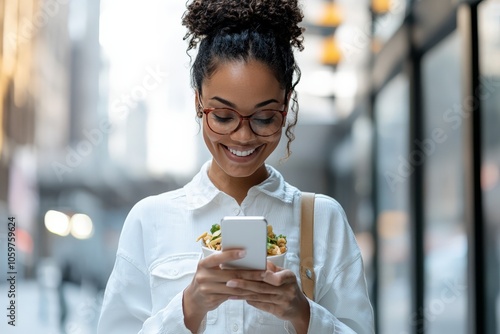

{"left": 375, "top": 73, "right": 411, "bottom": 334}
{"left": 422, "top": 30, "right": 467, "bottom": 334}
{"left": 478, "top": 1, "right": 500, "bottom": 333}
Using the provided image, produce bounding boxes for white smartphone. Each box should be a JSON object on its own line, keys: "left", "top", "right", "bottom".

{"left": 221, "top": 216, "right": 268, "bottom": 270}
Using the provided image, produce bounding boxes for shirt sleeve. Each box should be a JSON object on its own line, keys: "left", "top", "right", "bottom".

{"left": 97, "top": 252, "right": 195, "bottom": 334}
{"left": 97, "top": 198, "right": 196, "bottom": 334}
{"left": 307, "top": 254, "right": 374, "bottom": 334}
{"left": 299, "top": 195, "right": 375, "bottom": 334}
{"left": 284, "top": 257, "right": 373, "bottom": 334}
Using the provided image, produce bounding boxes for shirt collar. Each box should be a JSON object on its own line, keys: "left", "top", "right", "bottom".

{"left": 183, "top": 161, "right": 295, "bottom": 210}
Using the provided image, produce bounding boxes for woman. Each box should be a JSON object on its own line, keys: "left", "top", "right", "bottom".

{"left": 98, "top": 0, "right": 374, "bottom": 333}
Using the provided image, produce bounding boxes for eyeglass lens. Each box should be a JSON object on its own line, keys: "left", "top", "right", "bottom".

{"left": 207, "top": 108, "right": 283, "bottom": 136}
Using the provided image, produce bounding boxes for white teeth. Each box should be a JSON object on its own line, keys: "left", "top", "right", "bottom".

{"left": 228, "top": 147, "right": 256, "bottom": 157}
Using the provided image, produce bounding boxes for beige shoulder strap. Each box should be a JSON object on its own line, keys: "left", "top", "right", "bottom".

{"left": 300, "top": 192, "right": 315, "bottom": 300}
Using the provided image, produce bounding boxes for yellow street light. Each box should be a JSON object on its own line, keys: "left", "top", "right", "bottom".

{"left": 371, "top": 0, "right": 392, "bottom": 15}
{"left": 320, "top": 36, "right": 342, "bottom": 67}
{"left": 318, "top": 2, "right": 343, "bottom": 28}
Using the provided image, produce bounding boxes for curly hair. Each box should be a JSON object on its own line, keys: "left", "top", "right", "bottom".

{"left": 182, "top": 0, "right": 305, "bottom": 158}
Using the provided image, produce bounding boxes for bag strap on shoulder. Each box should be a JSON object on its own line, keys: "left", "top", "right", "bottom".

{"left": 300, "top": 192, "right": 315, "bottom": 300}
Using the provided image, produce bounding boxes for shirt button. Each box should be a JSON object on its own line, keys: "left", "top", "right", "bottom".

{"left": 233, "top": 208, "right": 241, "bottom": 215}
{"left": 232, "top": 323, "right": 239, "bottom": 332}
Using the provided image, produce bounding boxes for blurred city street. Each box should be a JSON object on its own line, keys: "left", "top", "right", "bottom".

{"left": 0, "top": 279, "right": 101, "bottom": 334}
{"left": 0, "top": 0, "right": 499, "bottom": 333}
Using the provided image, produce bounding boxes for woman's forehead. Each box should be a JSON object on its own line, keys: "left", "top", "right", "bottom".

{"left": 201, "top": 60, "right": 285, "bottom": 103}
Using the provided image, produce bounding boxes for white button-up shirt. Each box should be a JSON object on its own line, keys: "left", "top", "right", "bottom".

{"left": 98, "top": 162, "right": 374, "bottom": 334}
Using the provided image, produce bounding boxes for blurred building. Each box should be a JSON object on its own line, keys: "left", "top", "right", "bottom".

{"left": 1, "top": 0, "right": 40, "bottom": 279}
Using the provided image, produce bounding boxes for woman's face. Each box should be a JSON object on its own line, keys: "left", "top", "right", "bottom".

{"left": 198, "top": 59, "right": 286, "bottom": 181}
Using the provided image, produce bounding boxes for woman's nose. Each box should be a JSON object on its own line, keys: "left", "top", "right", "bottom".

{"left": 230, "top": 119, "right": 255, "bottom": 141}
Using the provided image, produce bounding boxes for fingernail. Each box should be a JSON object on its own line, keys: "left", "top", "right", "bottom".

{"left": 226, "top": 280, "right": 238, "bottom": 288}
{"left": 238, "top": 250, "right": 246, "bottom": 258}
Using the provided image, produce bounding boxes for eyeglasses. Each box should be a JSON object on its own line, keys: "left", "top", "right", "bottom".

{"left": 199, "top": 102, "right": 287, "bottom": 137}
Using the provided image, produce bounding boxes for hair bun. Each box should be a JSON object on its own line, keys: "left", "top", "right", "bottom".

{"left": 183, "top": 0, "right": 304, "bottom": 50}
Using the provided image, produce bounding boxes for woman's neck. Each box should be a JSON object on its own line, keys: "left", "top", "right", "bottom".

{"left": 208, "top": 161, "right": 269, "bottom": 205}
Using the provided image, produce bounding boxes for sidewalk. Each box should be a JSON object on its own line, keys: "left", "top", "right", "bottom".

{"left": 1, "top": 279, "right": 101, "bottom": 334}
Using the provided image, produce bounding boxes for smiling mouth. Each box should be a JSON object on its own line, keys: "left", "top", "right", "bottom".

{"left": 227, "top": 146, "right": 260, "bottom": 157}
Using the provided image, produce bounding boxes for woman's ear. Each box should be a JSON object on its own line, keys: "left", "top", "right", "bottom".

{"left": 195, "top": 91, "right": 203, "bottom": 118}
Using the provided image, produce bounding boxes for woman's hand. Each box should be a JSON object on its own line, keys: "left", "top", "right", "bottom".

{"left": 182, "top": 249, "right": 266, "bottom": 332}
{"left": 225, "top": 262, "right": 311, "bottom": 333}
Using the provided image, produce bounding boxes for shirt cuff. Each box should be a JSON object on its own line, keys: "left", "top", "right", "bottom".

{"left": 306, "top": 298, "right": 336, "bottom": 333}
{"left": 283, "top": 298, "right": 336, "bottom": 334}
